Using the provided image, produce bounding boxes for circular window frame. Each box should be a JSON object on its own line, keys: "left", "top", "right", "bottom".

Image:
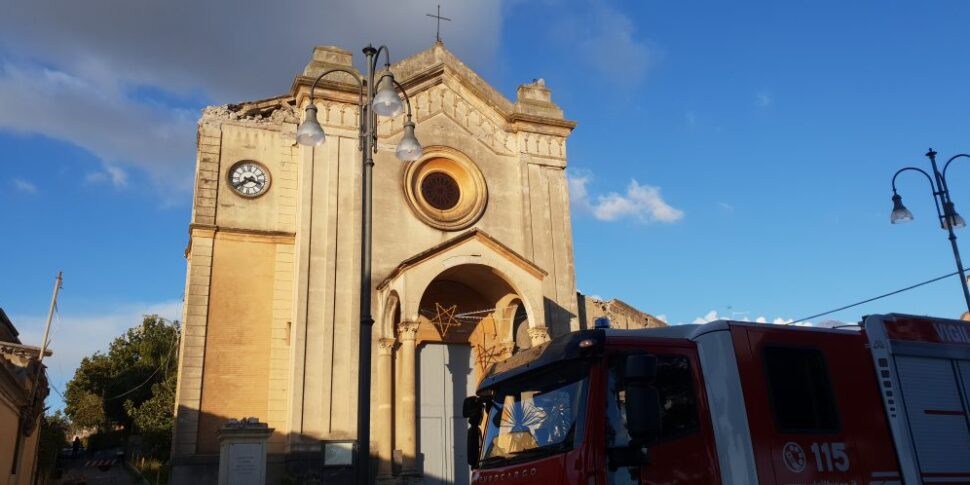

{"left": 227, "top": 160, "right": 272, "bottom": 199}
{"left": 403, "top": 147, "right": 488, "bottom": 231}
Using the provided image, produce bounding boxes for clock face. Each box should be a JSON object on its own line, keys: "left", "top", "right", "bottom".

{"left": 228, "top": 161, "right": 270, "bottom": 198}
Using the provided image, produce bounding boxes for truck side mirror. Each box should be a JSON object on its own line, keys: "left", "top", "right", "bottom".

{"left": 462, "top": 396, "right": 481, "bottom": 421}
{"left": 624, "top": 354, "right": 661, "bottom": 444}
{"left": 463, "top": 396, "right": 483, "bottom": 469}
{"left": 467, "top": 424, "right": 481, "bottom": 469}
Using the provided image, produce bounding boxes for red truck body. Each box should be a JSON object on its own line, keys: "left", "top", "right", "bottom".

{"left": 464, "top": 314, "right": 970, "bottom": 485}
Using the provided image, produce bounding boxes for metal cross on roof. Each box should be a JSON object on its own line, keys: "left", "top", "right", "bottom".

{"left": 426, "top": 5, "right": 451, "bottom": 43}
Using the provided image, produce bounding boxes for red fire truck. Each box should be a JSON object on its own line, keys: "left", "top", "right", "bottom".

{"left": 462, "top": 314, "right": 970, "bottom": 484}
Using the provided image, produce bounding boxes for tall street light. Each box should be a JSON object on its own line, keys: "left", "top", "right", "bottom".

{"left": 890, "top": 148, "right": 970, "bottom": 313}
{"left": 296, "top": 44, "right": 422, "bottom": 484}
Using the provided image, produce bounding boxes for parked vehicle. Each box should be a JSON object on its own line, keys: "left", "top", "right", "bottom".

{"left": 463, "top": 313, "right": 970, "bottom": 484}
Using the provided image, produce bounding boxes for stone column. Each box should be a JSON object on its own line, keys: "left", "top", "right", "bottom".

{"left": 376, "top": 337, "right": 396, "bottom": 479}
{"left": 528, "top": 327, "right": 551, "bottom": 346}
{"left": 397, "top": 321, "right": 420, "bottom": 476}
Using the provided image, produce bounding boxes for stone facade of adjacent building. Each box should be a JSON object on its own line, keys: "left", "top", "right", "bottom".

{"left": 0, "top": 309, "right": 49, "bottom": 485}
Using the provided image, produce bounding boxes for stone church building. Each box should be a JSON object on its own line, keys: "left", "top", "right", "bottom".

{"left": 171, "top": 42, "right": 662, "bottom": 484}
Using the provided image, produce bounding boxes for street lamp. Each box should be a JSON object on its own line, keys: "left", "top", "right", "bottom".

{"left": 890, "top": 148, "right": 970, "bottom": 313}
{"left": 297, "top": 44, "right": 422, "bottom": 484}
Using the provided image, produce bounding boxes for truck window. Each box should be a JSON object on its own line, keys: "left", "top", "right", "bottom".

{"left": 478, "top": 361, "right": 590, "bottom": 468}
{"left": 763, "top": 346, "right": 840, "bottom": 433}
{"left": 608, "top": 354, "right": 700, "bottom": 445}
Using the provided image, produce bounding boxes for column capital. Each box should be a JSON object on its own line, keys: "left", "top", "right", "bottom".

{"left": 527, "top": 326, "right": 551, "bottom": 346}
{"left": 377, "top": 337, "right": 396, "bottom": 355}
{"left": 397, "top": 321, "right": 420, "bottom": 342}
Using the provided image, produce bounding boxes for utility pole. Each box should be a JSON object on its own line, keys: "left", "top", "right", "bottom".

{"left": 16, "top": 272, "right": 61, "bottom": 484}
{"left": 28, "top": 271, "right": 61, "bottom": 407}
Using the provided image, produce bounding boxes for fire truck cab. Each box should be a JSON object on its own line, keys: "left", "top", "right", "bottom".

{"left": 463, "top": 314, "right": 970, "bottom": 484}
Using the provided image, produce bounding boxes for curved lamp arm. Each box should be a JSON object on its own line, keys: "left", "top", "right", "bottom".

{"left": 893, "top": 166, "right": 943, "bottom": 219}
{"left": 391, "top": 78, "right": 414, "bottom": 120}
{"left": 371, "top": 45, "right": 392, "bottom": 72}
{"left": 306, "top": 68, "right": 365, "bottom": 148}
{"left": 943, "top": 153, "right": 970, "bottom": 181}
{"left": 308, "top": 68, "right": 363, "bottom": 105}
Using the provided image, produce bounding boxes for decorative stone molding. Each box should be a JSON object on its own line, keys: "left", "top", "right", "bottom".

{"left": 527, "top": 327, "right": 551, "bottom": 346}
{"left": 377, "top": 338, "right": 396, "bottom": 355}
{"left": 495, "top": 342, "right": 515, "bottom": 361}
{"left": 402, "top": 146, "right": 488, "bottom": 231}
{"left": 397, "top": 321, "right": 420, "bottom": 342}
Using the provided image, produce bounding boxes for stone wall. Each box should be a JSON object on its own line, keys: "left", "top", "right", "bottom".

{"left": 577, "top": 293, "right": 667, "bottom": 329}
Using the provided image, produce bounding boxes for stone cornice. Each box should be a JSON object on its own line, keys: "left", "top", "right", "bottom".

{"left": 0, "top": 342, "right": 51, "bottom": 359}
{"left": 377, "top": 228, "right": 546, "bottom": 290}
{"left": 189, "top": 224, "right": 296, "bottom": 239}
{"left": 186, "top": 225, "right": 295, "bottom": 257}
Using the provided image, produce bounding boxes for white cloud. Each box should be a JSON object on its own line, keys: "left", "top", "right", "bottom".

{"left": 0, "top": 62, "right": 195, "bottom": 194}
{"left": 569, "top": 172, "right": 683, "bottom": 224}
{"left": 12, "top": 300, "right": 183, "bottom": 411}
{"left": 756, "top": 92, "right": 772, "bottom": 108}
{"left": 718, "top": 201, "right": 734, "bottom": 213}
{"left": 12, "top": 178, "right": 37, "bottom": 193}
{"left": 692, "top": 309, "right": 813, "bottom": 326}
{"left": 0, "top": 0, "right": 505, "bottom": 199}
{"left": 573, "top": 4, "right": 654, "bottom": 85}
{"left": 85, "top": 165, "right": 129, "bottom": 188}
{"left": 693, "top": 310, "right": 720, "bottom": 324}
{"left": 685, "top": 111, "right": 697, "bottom": 128}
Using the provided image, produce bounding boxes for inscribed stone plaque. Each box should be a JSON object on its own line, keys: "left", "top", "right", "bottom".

{"left": 323, "top": 441, "right": 354, "bottom": 467}
{"left": 228, "top": 443, "right": 262, "bottom": 485}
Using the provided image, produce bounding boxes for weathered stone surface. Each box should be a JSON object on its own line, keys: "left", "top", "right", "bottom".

{"left": 173, "top": 41, "right": 658, "bottom": 485}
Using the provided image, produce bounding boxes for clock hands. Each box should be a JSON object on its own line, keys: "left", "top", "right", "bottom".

{"left": 233, "top": 175, "right": 262, "bottom": 188}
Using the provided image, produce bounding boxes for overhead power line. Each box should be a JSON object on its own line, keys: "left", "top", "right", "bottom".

{"left": 789, "top": 270, "right": 960, "bottom": 325}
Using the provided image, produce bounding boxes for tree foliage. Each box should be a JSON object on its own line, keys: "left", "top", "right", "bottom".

{"left": 36, "top": 411, "right": 70, "bottom": 475}
{"left": 63, "top": 315, "right": 179, "bottom": 454}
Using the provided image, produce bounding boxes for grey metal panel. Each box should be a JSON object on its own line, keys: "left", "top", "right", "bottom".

{"left": 864, "top": 314, "right": 921, "bottom": 484}
{"left": 420, "top": 344, "right": 448, "bottom": 485}
{"left": 419, "top": 344, "right": 474, "bottom": 485}
{"left": 891, "top": 340, "right": 970, "bottom": 361}
{"left": 694, "top": 330, "right": 759, "bottom": 485}
{"left": 895, "top": 356, "right": 970, "bottom": 475}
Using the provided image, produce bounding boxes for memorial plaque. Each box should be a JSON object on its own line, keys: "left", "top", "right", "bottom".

{"left": 228, "top": 443, "right": 262, "bottom": 485}
{"left": 323, "top": 441, "right": 354, "bottom": 467}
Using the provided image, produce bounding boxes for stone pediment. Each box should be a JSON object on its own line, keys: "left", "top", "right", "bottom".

{"left": 378, "top": 228, "right": 545, "bottom": 291}
{"left": 291, "top": 43, "right": 576, "bottom": 135}
{"left": 376, "top": 228, "right": 549, "bottom": 334}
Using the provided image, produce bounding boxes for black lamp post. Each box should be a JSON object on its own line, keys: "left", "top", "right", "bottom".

{"left": 296, "top": 45, "right": 422, "bottom": 484}
{"left": 890, "top": 148, "right": 970, "bottom": 313}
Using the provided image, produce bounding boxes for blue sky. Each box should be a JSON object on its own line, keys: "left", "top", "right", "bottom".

{"left": 2, "top": 0, "right": 970, "bottom": 409}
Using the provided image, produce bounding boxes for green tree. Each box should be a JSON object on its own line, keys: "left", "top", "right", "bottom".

{"left": 63, "top": 315, "right": 179, "bottom": 451}
{"left": 36, "top": 411, "right": 70, "bottom": 477}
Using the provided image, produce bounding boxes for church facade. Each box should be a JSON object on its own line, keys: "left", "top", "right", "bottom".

{"left": 171, "top": 42, "right": 660, "bottom": 484}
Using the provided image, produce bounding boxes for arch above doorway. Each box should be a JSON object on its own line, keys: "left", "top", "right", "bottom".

{"left": 377, "top": 229, "right": 547, "bottom": 341}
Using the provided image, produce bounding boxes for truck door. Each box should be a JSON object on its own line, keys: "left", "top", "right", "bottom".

{"left": 865, "top": 314, "right": 970, "bottom": 484}
{"left": 734, "top": 326, "right": 897, "bottom": 485}
{"left": 604, "top": 346, "right": 719, "bottom": 485}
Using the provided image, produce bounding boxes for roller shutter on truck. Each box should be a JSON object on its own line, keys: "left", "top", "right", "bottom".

{"left": 864, "top": 314, "right": 970, "bottom": 484}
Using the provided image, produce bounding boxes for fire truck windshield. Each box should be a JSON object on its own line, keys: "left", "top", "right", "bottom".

{"left": 479, "top": 361, "right": 590, "bottom": 468}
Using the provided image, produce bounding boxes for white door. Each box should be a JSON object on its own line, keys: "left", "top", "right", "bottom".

{"left": 419, "top": 344, "right": 475, "bottom": 485}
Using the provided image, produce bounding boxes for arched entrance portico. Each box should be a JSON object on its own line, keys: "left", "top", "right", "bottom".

{"left": 373, "top": 230, "right": 552, "bottom": 482}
